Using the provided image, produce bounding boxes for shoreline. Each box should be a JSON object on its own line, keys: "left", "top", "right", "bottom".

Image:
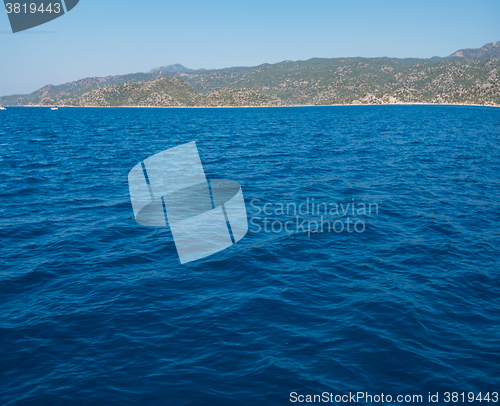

{"left": 3, "top": 103, "right": 500, "bottom": 109}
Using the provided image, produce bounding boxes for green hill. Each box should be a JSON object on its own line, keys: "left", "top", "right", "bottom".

{"left": 37, "top": 77, "right": 282, "bottom": 107}
{"left": 4, "top": 42, "right": 500, "bottom": 107}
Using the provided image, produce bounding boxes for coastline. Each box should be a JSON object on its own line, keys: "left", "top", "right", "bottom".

{"left": 4, "top": 103, "right": 500, "bottom": 109}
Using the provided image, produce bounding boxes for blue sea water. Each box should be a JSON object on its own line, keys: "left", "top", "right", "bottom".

{"left": 0, "top": 105, "right": 499, "bottom": 405}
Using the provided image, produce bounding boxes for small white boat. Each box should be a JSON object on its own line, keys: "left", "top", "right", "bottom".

{"left": 51, "top": 107, "right": 58, "bottom": 110}
{"left": 0, "top": 107, "right": 6, "bottom": 111}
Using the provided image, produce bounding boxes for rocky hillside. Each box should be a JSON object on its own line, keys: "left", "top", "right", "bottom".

{"left": 4, "top": 71, "right": 172, "bottom": 106}
{"left": 218, "top": 58, "right": 500, "bottom": 106}
{"left": 447, "top": 41, "right": 500, "bottom": 62}
{"left": 4, "top": 42, "right": 500, "bottom": 107}
{"left": 38, "top": 77, "right": 282, "bottom": 107}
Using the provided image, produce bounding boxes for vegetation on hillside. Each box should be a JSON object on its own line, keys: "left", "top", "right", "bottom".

{"left": 35, "top": 77, "right": 282, "bottom": 107}
{"left": 4, "top": 48, "right": 500, "bottom": 107}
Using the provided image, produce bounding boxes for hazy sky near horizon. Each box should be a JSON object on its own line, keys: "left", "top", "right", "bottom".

{"left": 1, "top": 0, "right": 499, "bottom": 95}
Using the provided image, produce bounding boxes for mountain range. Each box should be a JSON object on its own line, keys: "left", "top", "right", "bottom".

{"left": 3, "top": 41, "right": 500, "bottom": 107}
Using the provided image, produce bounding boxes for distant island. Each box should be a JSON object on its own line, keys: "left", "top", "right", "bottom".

{"left": 4, "top": 41, "right": 500, "bottom": 108}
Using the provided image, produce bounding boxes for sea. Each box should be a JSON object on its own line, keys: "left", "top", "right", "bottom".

{"left": 1, "top": 105, "right": 499, "bottom": 405}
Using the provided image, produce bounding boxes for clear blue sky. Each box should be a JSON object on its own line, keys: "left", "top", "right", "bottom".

{"left": 1, "top": 0, "right": 499, "bottom": 95}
